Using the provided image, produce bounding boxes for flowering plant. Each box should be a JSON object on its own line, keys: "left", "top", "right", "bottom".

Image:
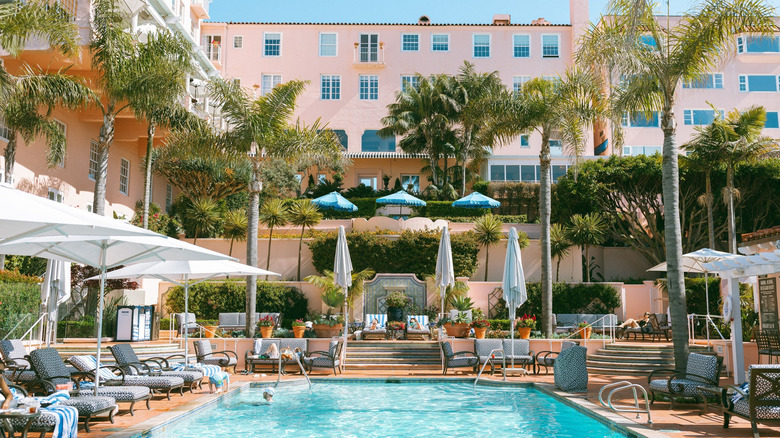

{"left": 292, "top": 319, "right": 305, "bottom": 327}
{"left": 515, "top": 315, "right": 537, "bottom": 329}
{"left": 257, "top": 315, "right": 275, "bottom": 327}
{"left": 578, "top": 321, "right": 590, "bottom": 328}
{"left": 471, "top": 317, "right": 490, "bottom": 329}
{"left": 387, "top": 321, "right": 405, "bottom": 330}
{"left": 385, "top": 291, "right": 410, "bottom": 308}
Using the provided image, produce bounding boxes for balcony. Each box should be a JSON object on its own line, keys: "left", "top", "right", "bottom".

{"left": 190, "top": 0, "right": 209, "bottom": 19}
{"left": 202, "top": 44, "right": 221, "bottom": 66}
{"left": 353, "top": 42, "right": 385, "bottom": 68}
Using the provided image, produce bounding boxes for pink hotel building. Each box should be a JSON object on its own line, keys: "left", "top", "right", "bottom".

{"left": 2, "top": 0, "right": 779, "bottom": 217}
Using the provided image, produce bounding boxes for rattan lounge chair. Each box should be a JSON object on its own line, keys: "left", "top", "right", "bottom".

{"left": 1, "top": 339, "right": 42, "bottom": 384}
{"left": 109, "top": 344, "right": 204, "bottom": 391}
{"left": 719, "top": 364, "right": 780, "bottom": 438}
{"left": 302, "top": 340, "right": 342, "bottom": 375}
{"left": 440, "top": 341, "right": 478, "bottom": 375}
{"left": 648, "top": 352, "right": 723, "bottom": 411}
{"left": 193, "top": 340, "right": 238, "bottom": 374}
{"left": 362, "top": 314, "right": 387, "bottom": 340}
{"left": 406, "top": 315, "right": 430, "bottom": 340}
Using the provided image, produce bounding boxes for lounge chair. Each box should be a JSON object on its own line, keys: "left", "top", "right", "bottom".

{"left": 440, "top": 341, "right": 478, "bottom": 375}
{"left": 755, "top": 331, "right": 780, "bottom": 364}
{"left": 553, "top": 344, "right": 588, "bottom": 392}
{"left": 720, "top": 364, "right": 780, "bottom": 437}
{"left": 109, "top": 344, "right": 204, "bottom": 391}
{"left": 1, "top": 339, "right": 41, "bottom": 383}
{"left": 362, "top": 314, "right": 387, "bottom": 340}
{"left": 302, "top": 340, "right": 342, "bottom": 375}
{"left": 535, "top": 341, "right": 577, "bottom": 375}
{"left": 193, "top": 340, "right": 238, "bottom": 374}
{"left": 406, "top": 315, "right": 430, "bottom": 340}
{"left": 502, "top": 339, "right": 535, "bottom": 372}
{"left": 1, "top": 375, "right": 78, "bottom": 437}
{"left": 172, "top": 313, "right": 199, "bottom": 336}
{"left": 67, "top": 355, "right": 182, "bottom": 403}
{"left": 245, "top": 339, "right": 307, "bottom": 373}
{"left": 474, "top": 339, "right": 503, "bottom": 373}
{"left": 26, "top": 348, "right": 118, "bottom": 432}
{"left": 648, "top": 352, "right": 723, "bottom": 410}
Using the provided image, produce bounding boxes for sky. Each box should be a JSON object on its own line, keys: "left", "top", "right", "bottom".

{"left": 208, "top": 0, "right": 780, "bottom": 24}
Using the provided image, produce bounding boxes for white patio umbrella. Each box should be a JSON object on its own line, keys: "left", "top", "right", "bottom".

{"left": 40, "top": 260, "right": 71, "bottom": 346}
{"left": 91, "top": 260, "right": 279, "bottom": 364}
{"left": 435, "top": 226, "right": 455, "bottom": 340}
{"left": 503, "top": 227, "right": 527, "bottom": 369}
{"left": 0, "top": 234, "right": 235, "bottom": 395}
{"left": 333, "top": 226, "right": 352, "bottom": 365}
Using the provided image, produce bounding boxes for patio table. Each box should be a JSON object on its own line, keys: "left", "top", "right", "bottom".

{"left": 0, "top": 409, "right": 40, "bottom": 438}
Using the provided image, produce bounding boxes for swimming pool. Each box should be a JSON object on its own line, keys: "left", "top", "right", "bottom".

{"left": 146, "top": 381, "right": 633, "bottom": 437}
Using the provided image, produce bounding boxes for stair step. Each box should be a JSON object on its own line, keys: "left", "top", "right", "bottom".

{"left": 345, "top": 357, "right": 440, "bottom": 364}
{"left": 345, "top": 363, "right": 441, "bottom": 370}
{"left": 587, "top": 366, "right": 657, "bottom": 376}
{"left": 588, "top": 355, "right": 675, "bottom": 363}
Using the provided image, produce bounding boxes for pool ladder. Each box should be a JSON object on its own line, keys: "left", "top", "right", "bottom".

{"left": 276, "top": 348, "right": 312, "bottom": 389}
{"left": 474, "top": 349, "right": 507, "bottom": 389}
{"left": 598, "top": 381, "right": 652, "bottom": 424}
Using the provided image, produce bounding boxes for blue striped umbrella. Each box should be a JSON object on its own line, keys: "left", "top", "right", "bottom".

{"left": 452, "top": 192, "right": 501, "bottom": 209}
{"left": 311, "top": 191, "right": 358, "bottom": 212}
{"left": 376, "top": 190, "right": 426, "bottom": 216}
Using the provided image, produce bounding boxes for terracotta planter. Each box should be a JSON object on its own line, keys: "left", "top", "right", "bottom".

{"left": 260, "top": 326, "right": 274, "bottom": 338}
{"left": 444, "top": 323, "right": 470, "bottom": 338}
{"left": 579, "top": 327, "right": 592, "bottom": 339}
{"left": 313, "top": 323, "right": 343, "bottom": 338}
{"left": 293, "top": 326, "right": 306, "bottom": 338}
{"left": 517, "top": 327, "right": 532, "bottom": 339}
{"left": 203, "top": 326, "right": 217, "bottom": 338}
{"left": 473, "top": 327, "right": 487, "bottom": 339}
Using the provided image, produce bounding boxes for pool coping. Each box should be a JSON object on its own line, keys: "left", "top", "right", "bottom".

{"left": 122, "top": 377, "right": 671, "bottom": 438}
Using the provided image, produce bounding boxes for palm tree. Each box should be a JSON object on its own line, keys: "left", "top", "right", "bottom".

{"left": 288, "top": 199, "right": 323, "bottom": 281}
{"left": 259, "top": 198, "right": 288, "bottom": 276}
{"left": 207, "top": 78, "right": 343, "bottom": 337}
{"left": 487, "top": 70, "right": 605, "bottom": 337}
{"left": 473, "top": 214, "right": 503, "bottom": 281}
{"left": 184, "top": 197, "right": 220, "bottom": 245}
{"left": 566, "top": 213, "right": 607, "bottom": 282}
{"left": 550, "top": 223, "right": 572, "bottom": 282}
{"left": 221, "top": 209, "right": 247, "bottom": 257}
{"left": 577, "top": 0, "right": 775, "bottom": 372}
{"left": 305, "top": 268, "right": 376, "bottom": 318}
{"left": 680, "top": 147, "right": 721, "bottom": 249}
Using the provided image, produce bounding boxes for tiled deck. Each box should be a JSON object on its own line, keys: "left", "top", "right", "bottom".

{"left": 71, "top": 368, "right": 780, "bottom": 438}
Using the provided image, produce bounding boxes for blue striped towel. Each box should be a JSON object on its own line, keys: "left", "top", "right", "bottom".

{"left": 171, "top": 363, "right": 221, "bottom": 377}
{"left": 38, "top": 391, "right": 70, "bottom": 405}
{"left": 43, "top": 403, "right": 79, "bottom": 438}
{"left": 209, "top": 371, "right": 229, "bottom": 388}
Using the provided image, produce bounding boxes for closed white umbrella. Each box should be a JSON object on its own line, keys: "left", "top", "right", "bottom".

{"left": 503, "top": 227, "right": 527, "bottom": 369}
{"left": 333, "top": 226, "right": 352, "bottom": 366}
{"left": 435, "top": 226, "right": 455, "bottom": 340}
{"left": 0, "top": 234, "right": 235, "bottom": 395}
{"left": 40, "top": 260, "right": 71, "bottom": 346}
{"left": 92, "top": 260, "right": 279, "bottom": 364}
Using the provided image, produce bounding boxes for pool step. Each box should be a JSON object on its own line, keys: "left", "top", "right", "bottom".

{"left": 586, "top": 343, "right": 713, "bottom": 376}
{"left": 345, "top": 341, "right": 441, "bottom": 370}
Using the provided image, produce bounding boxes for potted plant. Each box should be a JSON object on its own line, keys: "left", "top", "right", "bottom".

{"left": 387, "top": 320, "right": 405, "bottom": 340}
{"left": 578, "top": 321, "right": 592, "bottom": 339}
{"left": 313, "top": 288, "right": 345, "bottom": 337}
{"left": 441, "top": 295, "right": 474, "bottom": 338}
{"left": 200, "top": 320, "right": 218, "bottom": 338}
{"left": 257, "top": 315, "right": 275, "bottom": 338}
{"left": 471, "top": 317, "right": 490, "bottom": 339}
{"left": 292, "top": 319, "right": 306, "bottom": 338}
{"left": 515, "top": 315, "right": 536, "bottom": 339}
{"left": 385, "top": 291, "right": 409, "bottom": 322}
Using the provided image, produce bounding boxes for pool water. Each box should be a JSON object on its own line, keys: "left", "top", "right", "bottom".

{"left": 148, "top": 382, "right": 630, "bottom": 438}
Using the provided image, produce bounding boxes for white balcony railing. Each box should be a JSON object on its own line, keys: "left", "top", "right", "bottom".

{"left": 353, "top": 43, "right": 385, "bottom": 66}
{"left": 202, "top": 44, "right": 221, "bottom": 63}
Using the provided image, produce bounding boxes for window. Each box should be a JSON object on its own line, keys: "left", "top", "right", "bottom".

{"left": 165, "top": 184, "right": 173, "bottom": 213}
{"left": 737, "top": 35, "right": 780, "bottom": 53}
{"left": 623, "top": 145, "right": 662, "bottom": 156}
{"left": 359, "top": 176, "right": 378, "bottom": 190}
{"left": 401, "top": 75, "right": 419, "bottom": 93}
{"left": 520, "top": 134, "right": 530, "bottom": 147}
{"left": 513, "top": 34, "right": 530, "bottom": 58}
{"left": 738, "top": 74, "right": 778, "bottom": 92}
{"left": 521, "top": 165, "right": 539, "bottom": 182}
{"left": 47, "top": 188, "right": 63, "bottom": 203}
{"left": 319, "top": 32, "right": 337, "bottom": 56}
{"left": 766, "top": 112, "right": 779, "bottom": 129}
{"left": 361, "top": 130, "right": 395, "bottom": 152}
{"left": 261, "top": 74, "right": 282, "bottom": 95}
{"left": 552, "top": 165, "right": 568, "bottom": 182}
{"left": 512, "top": 75, "right": 531, "bottom": 92}
{"left": 53, "top": 119, "right": 66, "bottom": 167}
{"left": 233, "top": 35, "right": 243, "bottom": 49}
{"left": 321, "top": 75, "right": 341, "bottom": 100}
{"left": 490, "top": 165, "right": 505, "bottom": 181}
{"left": 549, "top": 139, "right": 563, "bottom": 156}
{"left": 89, "top": 140, "right": 99, "bottom": 181}
{"left": 401, "top": 175, "right": 420, "bottom": 193}
{"left": 401, "top": 34, "right": 419, "bottom": 51}
{"left": 683, "top": 73, "right": 723, "bottom": 89}
{"left": 203, "top": 35, "right": 221, "bottom": 61}
{"left": 317, "top": 174, "right": 328, "bottom": 184}
{"left": 621, "top": 112, "right": 660, "bottom": 127}
{"left": 684, "top": 109, "right": 720, "bottom": 126}
{"left": 332, "top": 129, "right": 348, "bottom": 149}
{"left": 542, "top": 34, "right": 559, "bottom": 58}
{"left": 0, "top": 117, "right": 9, "bottom": 140}
{"left": 359, "top": 75, "right": 378, "bottom": 100}
{"left": 264, "top": 32, "right": 281, "bottom": 56}
{"left": 431, "top": 34, "right": 449, "bottom": 52}
{"left": 359, "top": 34, "right": 379, "bottom": 62}
{"left": 119, "top": 158, "right": 129, "bottom": 195}
{"left": 473, "top": 34, "right": 490, "bottom": 58}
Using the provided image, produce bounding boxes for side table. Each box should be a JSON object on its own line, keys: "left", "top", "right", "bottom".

{"left": 0, "top": 410, "right": 40, "bottom": 438}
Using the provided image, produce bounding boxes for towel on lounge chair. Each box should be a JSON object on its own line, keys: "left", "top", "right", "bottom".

{"left": 43, "top": 403, "right": 79, "bottom": 438}
{"left": 170, "top": 363, "right": 222, "bottom": 378}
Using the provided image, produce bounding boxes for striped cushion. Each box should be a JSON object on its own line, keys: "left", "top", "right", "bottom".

{"left": 364, "top": 314, "right": 387, "bottom": 328}
{"left": 68, "top": 355, "right": 117, "bottom": 381}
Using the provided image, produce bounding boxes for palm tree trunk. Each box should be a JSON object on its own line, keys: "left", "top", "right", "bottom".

{"left": 193, "top": 226, "right": 199, "bottom": 245}
{"left": 483, "top": 244, "right": 490, "bottom": 281}
{"left": 142, "top": 121, "right": 156, "bottom": 229}
{"left": 297, "top": 224, "right": 305, "bottom": 281}
{"left": 427, "top": 137, "right": 438, "bottom": 187}
{"left": 245, "top": 163, "right": 261, "bottom": 337}
{"left": 539, "top": 133, "right": 553, "bottom": 337}
{"left": 3, "top": 132, "right": 17, "bottom": 184}
{"left": 265, "top": 224, "right": 274, "bottom": 281}
{"left": 726, "top": 166, "right": 737, "bottom": 254}
{"left": 228, "top": 238, "right": 234, "bottom": 257}
{"left": 93, "top": 105, "right": 115, "bottom": 216}
{"left": 705, "top": 171, "right": 715, "bottom": 249}
{"left": 443, "top": 154, "right": 448, "bottom": 187}
{"left": 556, "top": 258, "right": 561, "bottom": 282}
{"left": 660, "top": 109, "right": 689, "bottom": 373}
{"left": 584, "top": 244, "right": 590, "bottom": 282}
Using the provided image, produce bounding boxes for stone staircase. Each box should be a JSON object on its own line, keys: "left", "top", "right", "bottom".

{"left": 344, "top": 340, "right": 441, "bottom": 370}
{"left": 587, "top": 343, "right": 714, "bottom": 376}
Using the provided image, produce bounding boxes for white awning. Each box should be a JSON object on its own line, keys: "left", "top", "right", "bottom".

{"left": 702, "top": 250, "right": 780, "bottom": 279}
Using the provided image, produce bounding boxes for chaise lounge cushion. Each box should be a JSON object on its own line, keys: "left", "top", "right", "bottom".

{"left": 442, "top": 342, "right": 478, "bottom": 369}
{"left": 110, "top": 344, "right": 203, "bottom": 385}
{"left": 474, "top": 339, "right": 503, "bottom": 364}
{"left": 67, "top": 355, "right": 184, "bottom": 391}
{"left": 193, "top": 340, "right": 237, "bottom": 368}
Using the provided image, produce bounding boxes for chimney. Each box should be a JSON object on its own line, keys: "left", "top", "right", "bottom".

{"left": 492, "top": 14, "right": 511, "bottom": 25}
{"left": 418, "top": 15, "right": 430, "bottom": 25}
{"left": 531, "top": 17, "right": 551, "bottom": 25}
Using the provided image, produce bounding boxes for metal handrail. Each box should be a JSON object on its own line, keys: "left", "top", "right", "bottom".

{"left": 563, "top": 314, "right": 617, "bottom": 347}
{"left": 474, "top": 349, "right": 506, "bottom": 388}
{"left": 687, "top": 313, "right": 727, "bottom": 343}
{"left": 1, "top": 314, "right": 31, "bottom": 341}
{"left": 20, "top": 314, "right": 46, "bottom": 351}
{"left": 598, "top": 381, "right": 652, "bottom": 424}
{"left": 276, "top": 348, "right": 311, "bottom": 389}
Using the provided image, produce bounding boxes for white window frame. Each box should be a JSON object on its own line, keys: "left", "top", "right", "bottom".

{"left": 0, "top": 117, "right": 10, "bottom": 141}
{"left": 320, "top": 74, "right": 341, "bottom": 100}
{"left": 737, "top": 34, "right": 780, "bottom": 54}
{"left": 319, "top": 32, "right": 337, "bottom": 57}
{"left": 472, "top": 33, "right": 491, "bottom": 58}
{"left": 541, "top": 34, "right": 560, "bottom": 58}
{"left": 513, "top": 34, "right": 531, "bottom": 58}
{"left": 400, "top": 74, "right": 419, "bottom": 93}
{"left": 358, "top": 175, "right": 378, "bottom": 190}
{"left": 119, "top": 157, "right": 130, "bottom": 195}
{"left": 520, "top": 134, "right": 530, "bottom": 148}
{"left": 263, "top": 32, "right": 282, "bottom": 57}
{"left": 233, "top": 35, "right": 243, "bottom": 49}
{"left": 737, "top": 74, "right": 779, "bottom": 92}
{"left": 261, "top": 74, "right": 282, "bottom": 96}
{"left": 512, "top": 75, "right": 531, "bottom": 92}
{"left": 53, "top": 119, "right": 66, "bottom": 167}
{"left": 431, "top": 33, "right": 449, "bottom": 52}
{"left": 203, "top": 34, "right": 221, "bottom": 62}
{"left": 359, "top": 75, "right": 379, "bottom": 100}
{"left": 737, "top": 35, "right": 744, "bottom": 53}
{"left": 401, "top": 33, "right": 420, "bottom": 52}
{"left": 88, "top": 140, "right": 99, "bottom": 181}
{"left": 358, "top": 33, "right": 380, "bottom": 62}
{"left": 400, "top": 174, "right": 420, "bottom": 193}
{"left": 683, "top": 108, "right": 723, "bottom": 126}
{"left": 47, "top": 187, "right": 63, "bottom": 203}
{"left": 682, "top": 73, "right": 724, "bottom": 89}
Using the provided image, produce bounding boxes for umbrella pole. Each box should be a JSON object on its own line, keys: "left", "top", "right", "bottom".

{"left": 440, "top": 286, "right": 445, "bottom": 341}
{"left": 705, "top": 272, "right": 710, "bottom": 346}
{"left": 94, "top": 244, "right": 107, "bottom": 397}
{"left": 184, "top": 275, "right": 189, "bottom": 365}
{"left": 343, "top": 286, "right": 348, "bottom": 368}
{"left": 511, "top": 318, "right": 515, "bottom": 370}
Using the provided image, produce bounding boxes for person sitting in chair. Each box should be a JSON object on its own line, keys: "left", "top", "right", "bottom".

{"left": 260, "top": 343, "right": 280, "bottom": 359}
{"left": 617, "top": 312, "right": 651, "bottom": 338}
{"left": 1, "top": 375, "right": 13, "bottom": 410}
{"left": 368, "top": 318, "right": 379, "bottom": 330}
{"left": 409, "top": 317, "right": 424, "bottom": 331}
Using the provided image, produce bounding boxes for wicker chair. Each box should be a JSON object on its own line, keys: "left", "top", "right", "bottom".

{"left": 755, "top": 331, "right": 780, "bottom": 364}
{"left": 302, "top": 340, "right": 342, "bottom": 375}
{"left": 193, "top": 340, "right": 238, "bottom": 374}
{"left": 440, "top": 341, "right": 478, "bottom": 375}
{"left": 648, "top": 352, "right": 723, "bottom": 410}
{"left": 0, "top": 339, "right": 39, "bottom": 384}
{"left": 109, "top": 344, "right": 204, "bottom": 391}
{"left": 721, "top": 364, "right": 780, "bottom": 438}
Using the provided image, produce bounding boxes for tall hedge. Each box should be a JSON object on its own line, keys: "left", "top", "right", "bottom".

{"left": 165, "top": 281, "right": 308, "bottom": 327}
{"left": 0, "top": 282, "right": 41, "bottom": 339}
{"left": 321, "top": 198, "right": 377, "bottom": 219}
{"left": 308, "top": 230, "right": 480, "bottom": 278}
{"left": 412, "top": 201, "right": 488, "bottom": 218}
{"left": 490, "top": 282, "right": 621, "bottom": 318}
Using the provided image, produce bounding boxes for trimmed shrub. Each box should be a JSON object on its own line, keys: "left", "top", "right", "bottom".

{"left": 490, "top": 283, "right": 622, "bottom": 319}
{"left": 413, "top": 201, "right": 488, "bottom": 218}
{"left": 0, "top": 269, "right": 42, "bottom": 284}
{"left": 321, "top": 198, "right": 377, "bottom": 219}
{"left": 430, "top": 215, "right": 528, "bottom": 224}
{"left": 0, "top": 282, "right": 41, "bottom": 339}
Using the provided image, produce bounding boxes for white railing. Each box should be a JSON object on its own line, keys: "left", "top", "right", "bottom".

{"left": 599, "top": 381, "right": 653, "bottom": 424}
{"left": 474, "top": 349, "right": 506, "bottom": 388}
{"left": 352, "top": 44, "right": 385, "bottom": 65}
{"left": 687, "top": 313, "right": 728, "bottom": 345}
{"left": 202, "top": 44, "right": 221, "bottom": 62}
{"left": 563, "top": 314, "right": 617, "bottom": 349}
